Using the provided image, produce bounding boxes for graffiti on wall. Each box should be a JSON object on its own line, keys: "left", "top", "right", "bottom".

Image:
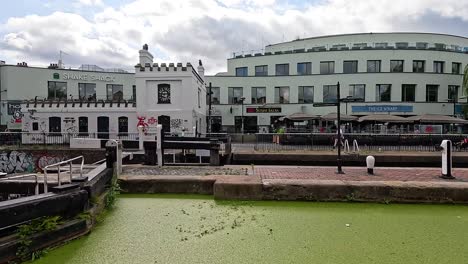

{"left": 64, "top": 117, "right": 77, "bottom": 133}
{"left": 0, "top": 151, "right": 34, "bottom": 173}
{"left": 0, "top": 151, "right": 66, "bottom": 173}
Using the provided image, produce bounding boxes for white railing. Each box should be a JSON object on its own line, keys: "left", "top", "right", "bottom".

{"left": 0, "top": 174, "right": 42, "bottom": 195}
{"left": 43, "top": 156, "right": 84, "bottom": 192}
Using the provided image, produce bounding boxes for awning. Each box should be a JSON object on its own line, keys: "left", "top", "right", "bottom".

{"left": 279, "top": 112, "right": 320, "bottom": 121}
{"left": 407, "top": 114, "right": 468, "bottom": 124}
{"left": 321, "top": 113, "right": 357, "bottom": 122}
{"left": 358, "top": 114, "right": 412, "bottom": 123}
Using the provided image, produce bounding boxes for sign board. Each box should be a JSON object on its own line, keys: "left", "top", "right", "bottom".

{"left": 196, "top": 149, "right": 210, "bottom": 157}
{"left": 7, "top": 102, "right": 22, "bottom": 115}
{"left": 352, "top": 105, "right": 413, "bottom": 113}
{"left": 70, "top": 138, "right": 102, "bottom": 149}
{"left": 54, "top": 73, "right": 116, "bottom": 82}
{"left": 246, "top": 107, "right": 281, "bottom": 113}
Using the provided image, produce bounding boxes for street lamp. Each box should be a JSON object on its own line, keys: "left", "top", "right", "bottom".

{"left": 207, "top": 82, "right": 212, "bottom": 134}
{"left": 239, "top": 97, "right": 246, "bottom": 134}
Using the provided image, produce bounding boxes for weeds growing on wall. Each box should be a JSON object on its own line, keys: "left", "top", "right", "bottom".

{"left": 104, "top": 169, "right": 121, "bottom": 209}
{"left": 15, "top": 216, "right": 62, "bottom": 262}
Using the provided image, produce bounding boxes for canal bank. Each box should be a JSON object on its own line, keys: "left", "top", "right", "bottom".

{"left": 32, "top": 194, "right": 468, "bottom": 264}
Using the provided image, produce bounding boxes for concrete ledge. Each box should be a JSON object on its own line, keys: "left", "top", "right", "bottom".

{"left": 214, "top": 176, "right": 263, "bottom": 200}
{"left": 83, "top": 165, "right": 113, "bottom": 198}
{"left": 119, "top": 175, "right": 216, "bottom": 194}
{"left": 262, "top": 179, "right": 468, "bottom": 204}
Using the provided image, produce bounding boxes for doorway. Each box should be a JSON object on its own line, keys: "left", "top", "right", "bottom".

{"left": 158, "top": 115, "right": 171, "bottom": 134}
{"left": 97, "top": 116, "right": 109, "bottom": 139}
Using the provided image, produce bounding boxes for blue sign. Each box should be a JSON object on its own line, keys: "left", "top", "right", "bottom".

{"left": 352, "top": 105, "right": 413, "bottom": 113}
{"left": 455, "top": 104, "right": 464, "bottom": 115}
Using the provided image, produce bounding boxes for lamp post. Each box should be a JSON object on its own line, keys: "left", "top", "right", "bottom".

{"left": 207, "top": 82, "right": 212, "bottom": 134}
{"left": 239, "top": 97, "right": 246, "bottom": 134}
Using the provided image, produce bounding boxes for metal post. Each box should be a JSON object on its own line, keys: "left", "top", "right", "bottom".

{"left": 208, "top": 82, "right": 212, "bottom": 134}
{"left": 156, "top": 124, "right": 163, "bottom": 167}
{"left": 336, "top": 82, "right": 344, "bottom": 174}
{"left": 241, "top": 100, "right": 244, "bottom": 134}
{"left": 138, "top": 125, "right": 144, "bottom": 150}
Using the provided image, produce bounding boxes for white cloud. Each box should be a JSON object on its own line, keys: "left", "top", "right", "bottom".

{"left": 0, "top": 0, "right": 467, "bottom": 74}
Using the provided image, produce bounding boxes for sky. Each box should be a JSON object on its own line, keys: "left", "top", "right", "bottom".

{"left": 0, "top": 0, "right": 467, "bottom": 75}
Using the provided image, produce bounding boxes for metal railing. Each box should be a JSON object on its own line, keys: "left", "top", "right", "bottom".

{"left": 43, "top": 156, "right": 84, "bottom": 191}
{"left": 0, "top": 174, "right": 42, "bottom": 195}
{"left": 0, "top": 132, "right": 140, "bottom": 146}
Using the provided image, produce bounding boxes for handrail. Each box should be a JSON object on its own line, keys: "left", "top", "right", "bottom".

{"left": 353, "top": 139, "right": 360, "bottom": 153}
{"left": 43, "top": 156, "right": 84, "bottom": 190}
{"left": 0, "top": 174, "right": 40, "bottom": 195}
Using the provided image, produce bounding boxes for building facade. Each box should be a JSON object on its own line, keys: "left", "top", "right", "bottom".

{"left": 206, "top": 32, "right": 468, "bottom": 133}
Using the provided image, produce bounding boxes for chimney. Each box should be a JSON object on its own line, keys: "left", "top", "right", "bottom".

{"left": 139, "top": 44, "right": 153, "bottom": 65}
{"left": 197, "top": 59, "right": 205, "bottom": 80}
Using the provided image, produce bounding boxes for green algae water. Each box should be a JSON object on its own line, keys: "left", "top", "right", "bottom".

{"left": 34, "top": 194, "right": 468, "bottom": 264}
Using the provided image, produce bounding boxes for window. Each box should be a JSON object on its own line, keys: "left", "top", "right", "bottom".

{"left": 401, "top": 84, "right": 416, "bottom": 102}
{"left": 32, "top": 122, "right": 38, "bottom": 131}
{"left": 274, "top": 87, "right": 290, "bottom": 103}
{"left": 433, "top": 61, "right": 444, "bottom": 73}
{"left": 390, "top": 60, "right": 404, "bottom": 72}
{"left": 78, "top": 117, "right": 88, "bottom": 134}
{"left": 413, "top": 60, "right": 425, "bottom": 73}
{"left": 298, "top": 86, "right": 314, "bottom": 103}
{"left": 275, "top": 64, "right": 289, "bottom": 76}
{"left": 375, "top": 43, "right": 388, "bottom": 48}
{"left": 228, "top": 87, "right": 243, "bottom": 104}
{"left": 323, "top": 85, "right": 338, "bottom": 103}
{"left": 395, "top": 42, "right": 408, "bottom": 49}
{"left": 448, "top": 85, "right": 459, "bottom": 101}
{"left": 349, "top": 84, "right": 365, "bottom": 101}
{"left": 157, "top": 83, "right": 171, "bottom": 104}
{"left": 198, "top": 88, "right": 201, "bottom": 108}
{"left": 236, "top": 67, "right": 248, "bottom": 76}
{"left": 118, "top": 116, "right": 128, "bottom": 134}
{"left": 132, "top": 85, "right": 136, "bottom": 101}
{"left": 452, "top": 63, "right": 461, "bottom": 74}
{"left": 343, "top": 61, "right": 358, "bottom": 74}
{"left": 47, "top": 81, "right": 67, "bottom": 100}
{"left": 255, "top": 65, "right": 268, "bottom": 76}
{"left": 426, "top": 85, "right": 439, "bottom": 102}
{"left": 297, "top": 62, "right": 312, "bottom": 75}
{"left": 49, "top": 117, "right": 61, "bottom": 133}
{"left": 78, "top": 83, "right": 96, "bottom": 101}
{"left": 107, "top": 84, "right": 123, "bottom": 101}
{"left": 367, "top": 60, "right": 381, "bottom": 73}
{"left": 416, "top": 42, "right": 428, "bottom": 49}
{"left": 208, "top": 87, "right": 220, "bottom": 104}
{"left": 320, "top": 61, "right": 335, "bottom": 74}
{"left": 376, "top": 84, "right": 391, "bottom": 102}
{"left": 251, "top": 87, "right": 266, "bottom": 104}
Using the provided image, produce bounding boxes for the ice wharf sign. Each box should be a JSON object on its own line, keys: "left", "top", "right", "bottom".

{"left": 352, "top": 105, "right": 413, "bottom": 113}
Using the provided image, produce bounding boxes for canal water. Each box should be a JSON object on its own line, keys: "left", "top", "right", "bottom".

{"left": 35, "top": 194, "right": 468, "bottom": 264}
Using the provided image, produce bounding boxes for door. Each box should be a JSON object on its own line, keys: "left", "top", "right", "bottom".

{"left": 97, "top": 116, "right": 109, "bottom": 139}
{"left": 158, "top": 115, "right": 171, "bottom": 135}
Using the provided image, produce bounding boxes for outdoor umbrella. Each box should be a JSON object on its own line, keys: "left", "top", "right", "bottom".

{"left": 358, "top": 114, "right": 412, "bottom": 123}
{"left": 406, "top": 114, "right": 468, "bottom": 124}
{"left": 279, "top": 112, "right": 320, "bottom": 121}
{"left": 321, "top": 112, "right": 358, "bottom": 122}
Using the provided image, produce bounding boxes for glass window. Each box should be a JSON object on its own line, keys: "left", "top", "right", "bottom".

{"left": 275, "top": 64, "right": 289, "bottom": 76}
{"left": 375, "top": 43, "right": 388, "bottom": 48}
{"left": 448, "top": 85, "right": 459, "bottom": 101}
{"left": 376, "top": 84, "right": 391, "bottom": 102}
{"left": 274, "top": 87, "right": 290, "bottom": 103}
{"left": 198, "top": 88, "right": 201, "bottom": 108}
{"left": 323, "top": 85, "right": 338, "bottom": 103}
{"left": 157, "top": 83, "right": 171, "bottom": 104}
{"left": 107, "top": 84, "right": 123, "bottom": 101}
{"left": 236, "top": 67, "right": 248, "bottom": 76}
{"left": 413, "top": 60, "right": 425, "bottom": 73}
{"left": 228, "top": 87, "right": 243, "bottom": 104}
{"left": 343, "top": 61, "right": 358, "bottom": 74}
{"left": 390, "top": 60, "right": 404, "bottom": 72}
{"left": 297, "top": 62, "right": 312, "bottom": 75}
{"left": 208, "top": 87, "right": 220, "bottom": 104}
{"left": 298, "top": 86, "right": 314, "bottom": 103}
{"left": 78, "top": 83, "right": 96, "bottom": 101}
{"left": 452, "top": 63, "right": 461, "bottom": 74}
{"left": 320, "top": 61, "right": 335, "bottom": 74}
{"left": 118, "top": 116, "right": 128, "bottom": 134}
{"left": 49, "top": 117, "right": 61, "bottom": 133}
{"left": 349, "top": 84, "right": 365, "bottom": 101}
{"left": 395, "top": 42, "right": 408, "bottom": 49}
{"left": 433, "top": 61, "right": 444, "bottom": 73}
{"left": 78, "top": 117, "right": 88, "bottom": 134}
{"left": 48, "top": 81, "right": 67, "bottom": 100}
{"left": 426, "top": 85, "right": 439, "bottom": 102}
{"left": 255, "top": 65, "right": 268, "bottom": 76}
{"left": 251, "top": 87, "right": 266, "bottom": 104}
{"left": 32, "top": 122, "right": 38, "bottom": 131}
{"left": 416, "top": 42, "right": 428, "bottom": 49}
{"left": 367, "top": 60, "right": 381, "bottom": 73}
{"left": 401, "top": 84, "right": 416, "bottom": 102}
{"left": 132, "top": 85, "right": 136, "bottom": 101}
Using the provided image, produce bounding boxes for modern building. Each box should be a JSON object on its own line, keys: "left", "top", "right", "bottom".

{"left": 205, "top": 32, "right": 468, "bottom": 133}
{"left": 0, "top": 45, "right": 206, "bottom": 137}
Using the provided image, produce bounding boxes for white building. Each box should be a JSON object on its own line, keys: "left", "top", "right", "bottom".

{"left": 7, "top": 44, "right": 205, "bottom": 139}
{"left": 205, "top": 32, "right": 468, "bottom": 133}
